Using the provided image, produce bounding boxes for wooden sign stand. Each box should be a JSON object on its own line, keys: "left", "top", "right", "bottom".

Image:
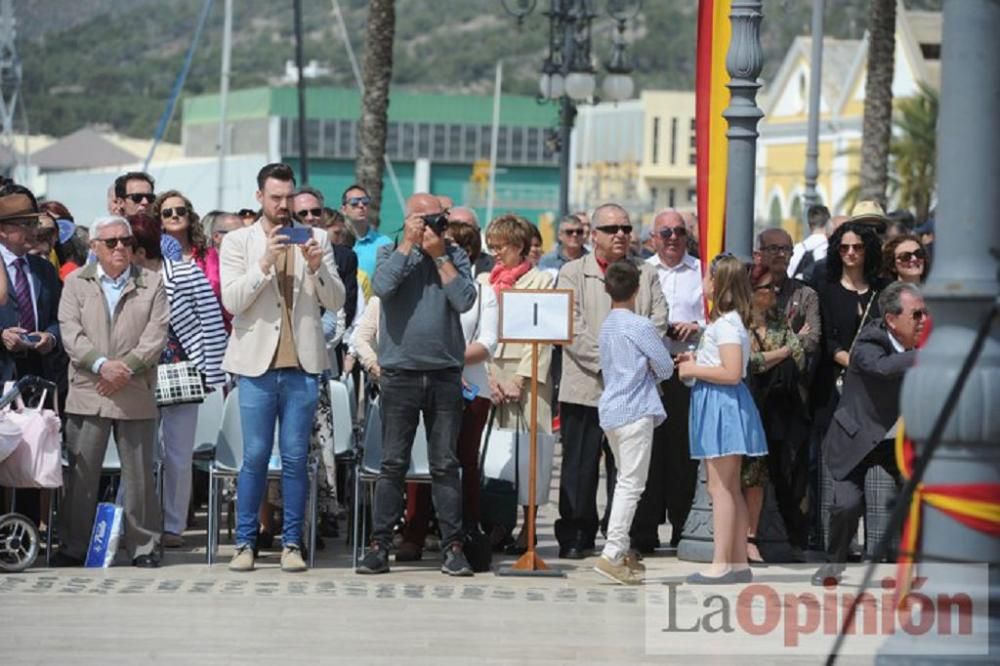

{"left": 494, "top": 289, "right": 573, "bottom": 578}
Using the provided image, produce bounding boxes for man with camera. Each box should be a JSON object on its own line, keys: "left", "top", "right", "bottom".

{"left": 358, "top": 193, "right": 478, "bottom": 576}
{"left": 220, "top": 163, "right": 345, "bottom": 573}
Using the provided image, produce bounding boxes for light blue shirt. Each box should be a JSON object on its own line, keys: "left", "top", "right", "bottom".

{"left": 353, "top": 227, "right": 392, "bottom": 277}
{"left": 90, "top": 264, "right": 130, "bottom": 374}
{"left": 598, "top": 308, "right": 675, "bottom": 432}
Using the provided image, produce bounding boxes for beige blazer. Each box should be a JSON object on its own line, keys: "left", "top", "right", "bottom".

{"left": 59, "top": 263, "right": 170, "bottom": 420}
{"left": 220, "top": 221, "right": 345, "bottom": 376}
{"left": 558, "top": 254, "right": 670, "bottom": 407}
{"left": 479, "top": 267, "right": 554, "bottom": 433}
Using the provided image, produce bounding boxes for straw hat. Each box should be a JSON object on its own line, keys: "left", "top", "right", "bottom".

{"left": 847, "top": 200, "right": 889, "bottom": 231}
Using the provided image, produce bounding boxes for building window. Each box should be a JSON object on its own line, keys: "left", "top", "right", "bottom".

{"left": 670, "top": 117, "right": 678, "bottom": 165}
{"left": 448, "top": 125, "right": 462, "bottom": 161}
{"left": 337, "top": 120, "right": 354, "bottom": 156}
{"left": 689, "top": 118, "right": 697, "bottom": 166}
{"left": 526, "top": 127, "right": 541, "bottom": 162}
{"left": 687, "top": 188, "right": 696, "bottom": 202}
{"left": 417, "top": 123, "right": 432, "bottom": 156}
{"left": 650, "top": 186, "right": 658, "bottom": 207}
{"left": 511, "top": 127, "right": 525, "bottom": 163}
{"left": 668, "top": 187, "right": 676, "bottom": 208}
{"left": 481, "top": 125, "right": 495, "bottom": 161}
{"left": 464, "top": 126, "right": 478, "bottom": 161}
{"left": 651, "top": 117, "right": 660, "bottom": 165}
{"left": 386, "top": 123, "right": 400, "bottom": 159}
{"left": 432, "top": 124, "right": 448, "bottom": 160}
{"left": 401, "top": 123, "right": 416, "bottom": 158}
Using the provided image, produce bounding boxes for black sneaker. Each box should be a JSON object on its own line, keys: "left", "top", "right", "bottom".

{"left": 441, "top": 544, "right": 474, "bottom": 577}
{"left": 357, "top": 544, "right": 390, "bottom": 574}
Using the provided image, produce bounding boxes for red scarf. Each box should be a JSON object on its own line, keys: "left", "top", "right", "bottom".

{"left": 489, "top": 260, "right": 532, "bottom": 297}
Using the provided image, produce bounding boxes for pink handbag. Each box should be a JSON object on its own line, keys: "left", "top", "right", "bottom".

{"left": 0, "top": 383, "right": 63, "bottom": 489}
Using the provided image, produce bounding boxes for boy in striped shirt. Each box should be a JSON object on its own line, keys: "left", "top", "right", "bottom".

{"left": 594, "top": 261, "right": 674, "bottom": 585}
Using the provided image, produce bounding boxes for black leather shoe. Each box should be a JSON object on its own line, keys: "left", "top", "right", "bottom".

{"left": 811, "top": 563, "right": 844, "bottom": 587}
{"left": 49, "top": 551, "right": 84, "bottom": 568}
{"left": 133, "top": 554, "right": 161, "bottom": 568}
{"left": 559, "top": 544, "right": 587, "bottom": 560}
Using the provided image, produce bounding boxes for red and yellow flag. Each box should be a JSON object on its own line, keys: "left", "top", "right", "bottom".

{"left": 696, "top": 0, "right": 732, "bottom": 271}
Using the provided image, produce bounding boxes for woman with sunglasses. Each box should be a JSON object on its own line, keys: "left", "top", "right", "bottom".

{"left": 745, "top": 264, "right": 808, "bottom": 560}
{"left": 882, "top": 233, "right": 932, "bottom": 347}
{"left": 480, "top": 214, "right": 555, "bottom": 554}
{"left": 152, "top": 191, "right": 218, "bottom": 299}
{"left": 813, "top": 221, "right": 887, "bottom": 546}
{"left": 127, "top": 214, "right": 227, "bottom": 549}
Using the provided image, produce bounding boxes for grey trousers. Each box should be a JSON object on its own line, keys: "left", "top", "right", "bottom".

{"left": 60, "top": 414, "right": 161, "bottom": 561}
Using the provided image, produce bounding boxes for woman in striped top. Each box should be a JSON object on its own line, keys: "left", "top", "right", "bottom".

{"left": 129, "top": 214, "right": 228, "bottom": 548}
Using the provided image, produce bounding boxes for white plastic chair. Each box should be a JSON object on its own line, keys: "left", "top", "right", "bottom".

{"left": 206, "top": 387, "right": 318, "bottom": 566}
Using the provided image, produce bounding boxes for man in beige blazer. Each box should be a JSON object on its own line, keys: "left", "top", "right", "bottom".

{"left": 555, "top": 203, "right": 669, "bottom": 559}
{"left": 220, "top": 163, "right": 345, "bottom": 573}
{"left": 56, "top": 215, "right": 170, "bottom": 567}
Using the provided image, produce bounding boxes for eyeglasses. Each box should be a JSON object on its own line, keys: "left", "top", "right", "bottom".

{"left": 295, "top": 208, "right": 323, "bottom": 219}
{"left": 160, "top": 206, "right": 188, "bottom": 219}
{"left": 344, "top": 196, "right": 371, "bottom": 208}
{"left": 97, "top": 236, "right": 136, "bottom": 250}
{"left": 895, "top": 249, "right": 927, "bottom": 264}
{"left": 910, "top": 308, "right": 929, "bottom": 321}
{"left": 839, "top": 242, "right": 865, "bottom": 255}
{"left": 595, "top": 225, "right": 632, "bottom": 236}
{"left": 125, "top": 192, "right": 155, "bottom": 204}
{"left": 561, "top": 228, "right": 585, "bottom": 236}
{"left": 658, "top": 227, "right": 688, "bottom": 239}
{"left": 762, "top": 244, "right": 792, "bottom": 255}
{"left": 486, "top": 244, "right": 506, "bottom": 254}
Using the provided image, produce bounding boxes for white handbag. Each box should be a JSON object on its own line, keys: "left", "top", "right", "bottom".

{"left": 479, "top": 412, "right": 555, "bottom": 506}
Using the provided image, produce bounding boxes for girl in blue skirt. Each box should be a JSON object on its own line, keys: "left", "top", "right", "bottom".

{"left": 677, "top": 253, "right": 767, "bottom": 584}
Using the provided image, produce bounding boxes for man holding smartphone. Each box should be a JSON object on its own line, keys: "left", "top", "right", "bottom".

{"left": 220, "top": 163, "right": 345, "bottom": 573}
{"left": 358, "top": 193, "right": 478, "bottom": 576}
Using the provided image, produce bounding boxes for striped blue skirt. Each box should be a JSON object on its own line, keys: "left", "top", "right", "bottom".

{"left": 689, "top": 381, "right": 768, "bottom": 459}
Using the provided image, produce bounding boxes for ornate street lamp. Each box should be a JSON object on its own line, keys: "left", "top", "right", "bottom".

{"left": 501, "top": 0, "right": 642, "bottom": 217}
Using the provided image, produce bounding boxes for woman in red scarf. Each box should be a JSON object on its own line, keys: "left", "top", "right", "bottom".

{"left": 480, "top": 214, "right": 555, "bottom": 553}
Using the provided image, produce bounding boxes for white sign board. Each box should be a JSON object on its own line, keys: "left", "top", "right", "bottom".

{"left": 498, "top": 289, "right": 574, "bottom": 344}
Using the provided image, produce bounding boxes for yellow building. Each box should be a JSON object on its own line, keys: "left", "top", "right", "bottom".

{"left": 638, "top": 90, "right": 697, "bottom": 214}
{"left": 757, "top": 2, "right": 940, "bottom": 236}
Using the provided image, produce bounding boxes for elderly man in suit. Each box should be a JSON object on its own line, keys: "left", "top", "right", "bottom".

{"left": 56, "top": 215, "right": 170, "bottom": 567}
{"left": 220, "top": 163, "right": 344, "bottom": 573}
{"left": 812, "top": 281, "right": 927, "bottom": 585}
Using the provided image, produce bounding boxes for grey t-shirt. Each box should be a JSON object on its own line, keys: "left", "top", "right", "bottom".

{"left": 372, "top": 243, "right": 477, "bottom": 371}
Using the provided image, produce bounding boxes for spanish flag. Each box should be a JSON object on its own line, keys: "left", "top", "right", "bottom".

{"left": 696, "top": 0, "right": 732, "bottom": 270}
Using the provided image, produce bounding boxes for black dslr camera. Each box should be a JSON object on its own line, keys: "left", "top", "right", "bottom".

{"left": 421, "top": 211, "right": 449, "bottom": 236}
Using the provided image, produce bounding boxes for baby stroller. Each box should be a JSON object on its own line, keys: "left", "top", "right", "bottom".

{"left": 0, "top": 376, "right": 61, "bottom": 573}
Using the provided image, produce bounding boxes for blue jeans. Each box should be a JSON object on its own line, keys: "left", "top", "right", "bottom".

{"left": 235, "top": 369, "right": 319, "bottom": 548}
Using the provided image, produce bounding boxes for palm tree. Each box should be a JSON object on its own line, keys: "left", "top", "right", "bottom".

{"left": 859, "top": 0, "right": 896, "bottom": 205}
{"left": 891, "top": 82, "right": 937, "bottom": 224}
{"left": 356, "top": 0, "right": 395, "bottom": 227}
{"left": 837, "top": 83, "right": 938, "bottom": 220}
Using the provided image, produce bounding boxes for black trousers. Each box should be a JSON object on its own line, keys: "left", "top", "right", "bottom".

{"left": 555, "top": 402, "right": 608, "bottom": 548}
{"left": 631, "top": 375, "right": 697, "bottom": 545}
{"left": 826, "top": 440, "right": 901, "bottom": 563}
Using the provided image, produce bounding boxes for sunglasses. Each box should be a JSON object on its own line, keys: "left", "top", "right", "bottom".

{"left": 658, "top": 227, "right": 687, "bottom": 239}
{"left": 595, "top": 225, "right": 632, "bottom": 235}
{"left": 344, "top": 196, "right": 371, "bottom": 207}
{"left": 125, "top": 192, "right": 155, "bottom": 204}
{"left": 97, "top": 236, "right": 136, "bottom": 250}
{"left": 895, "top": 249, "right": 927, "bottom": 264}
{"left": 561, "top": 228, "right": 585, "bottom": 236}
{"left": 839, "top": 242, "right": 865, "bottom": 255}
{"left": 762, "top": 244, "right": 792, "bottom": 255}
{"left": 296, "top": 208, "right": 323, "bottom": 219}
{"left": 910, "top": 308, "right": 929, "bottom": 321}
{"left": 237, "top": 208, "right": 256, "bottom": 218}
{"left": 160, "top": 206, "right": 188, "bottom": 219}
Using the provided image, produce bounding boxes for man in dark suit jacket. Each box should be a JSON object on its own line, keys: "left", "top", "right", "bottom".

{"left": 812, "top": 281, "right": 927, "bottom": 585}
{"left": 0, "top": 185, "right": 68, "bottom": 523}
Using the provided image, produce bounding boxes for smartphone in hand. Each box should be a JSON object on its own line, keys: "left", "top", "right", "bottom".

{"left": 19, "top": 333, "right": 41, "bottom": 344}
{"left": 278, "top": 226, "right": 313, "bottom": 245}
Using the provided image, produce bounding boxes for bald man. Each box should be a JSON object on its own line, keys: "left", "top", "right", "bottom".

{"left": 359, "top": 193, "right": 479, "bottom": 577}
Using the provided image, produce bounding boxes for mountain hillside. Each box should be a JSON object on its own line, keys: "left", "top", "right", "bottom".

{"left": 16, "top": 0, "right": 942, "bottom": 141}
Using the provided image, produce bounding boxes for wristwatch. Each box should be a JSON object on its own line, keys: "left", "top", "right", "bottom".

{"left": 434, "top": 255, "right": 451, "bottom": 269}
